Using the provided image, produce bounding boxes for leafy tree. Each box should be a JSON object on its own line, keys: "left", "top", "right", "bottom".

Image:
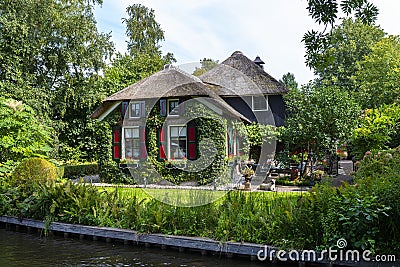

{"left": 0, "top": 0, "right": 113, "bottom": 119}
{"left": 353, "top": 36, "right": 400, "bottom": 109}
{"left": 124, "top": 4, "right": 164, "bottom": 56}
{"left": 123, "top": 4, "right": 174, "bottom": 63}
{"left": 352, "top": 103, "right": 400, "bottom": 158}
{"left": 280, "top": 84, "right": 361, "bottom": 160}
{"left": 0, "top": 0, "right": 115, "bottom": 162}
{"left": 193, "top": 58, "right": 219, "bottom": 76}
{"left": 312, "top": 19, "right": 384, "bottom": 90}
{"left": 279, "top": 72, "right": 299, "bottom": 90}
{"left": 0, "top": 98, "right": 52, "bottom": 162}
{"left": 303, "top": 0, "right": 379, "bottom": 74}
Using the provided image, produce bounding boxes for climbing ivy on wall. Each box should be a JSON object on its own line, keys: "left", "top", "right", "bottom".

{"left": 143, "top": 101, "right": 230, "bottom": 185}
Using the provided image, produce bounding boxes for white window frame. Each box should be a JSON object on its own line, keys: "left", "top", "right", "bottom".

{"left": 129, "top": 102, "right": 142, "bottom": 118}
{"left": 168, "top": 125, "right": 187, "bottom": 159}
{"left": 167, "top": 99, "right": 179, "bottom": 116}
{"left": 122, "top": 126, "right": 140, "bottom": 159}
{"left": 251, "top": 95, "right": 269, "bottom": 111}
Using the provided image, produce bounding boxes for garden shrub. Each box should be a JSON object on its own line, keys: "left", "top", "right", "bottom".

{"left": 0, "top": 160, "right": 19, "bottom": 180}
{"left": 63, "top": 163, "right": 98, "bottom": 179}
{"left": 352, "top": 146, "right": 400, "bottom": 253}
{"left": 11, "top": 157, "right": 57, "bottom": 187}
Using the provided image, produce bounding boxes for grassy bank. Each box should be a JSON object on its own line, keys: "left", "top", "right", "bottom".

{"left": 1, "top": 148, "right": 400, "bottom": 255}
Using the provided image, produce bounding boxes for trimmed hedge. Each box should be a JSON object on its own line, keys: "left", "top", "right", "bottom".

{"left": 63, "top": 163, "right": 98, "bottom": 179}
{"left": 11, "top": 158, "right": 56, "bottom": 186}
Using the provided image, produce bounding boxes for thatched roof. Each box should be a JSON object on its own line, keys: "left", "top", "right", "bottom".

{"left": 200, "top": 51, "right": 288, "bottom": 96}
{"left": 91, "top": 65, "right": 250, "bottom": 122}
{"left": 104, "top": 66, "right": 211, "bottom": 101}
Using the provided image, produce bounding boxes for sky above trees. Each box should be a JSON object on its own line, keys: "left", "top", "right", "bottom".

{"left": 94, "top": 0, "right": 400, "bottom": 86}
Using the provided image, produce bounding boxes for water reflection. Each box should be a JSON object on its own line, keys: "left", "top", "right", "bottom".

{"left": 0, "top": 228, "right": 294, "bottom": 267}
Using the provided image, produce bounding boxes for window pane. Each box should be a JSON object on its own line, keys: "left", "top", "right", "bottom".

{"left": 169, "top": 126, "right": 187, "bottom": 159}
{"left": 169, "top": 100, "right": 179, "bottom": 115}
{"left": 124, "top": 128, "right": 140, "bottom": 159}
{"left": 170, "top": 126, "right": 179, "bottom": 137}
{"left": 132, "top": 128, "right": 139, "bottom": 138}
{"left": 179, "top": 126, "right": 186, "bottom": 137}
{"left": 131, "top": 103, "right": 141, "bottom": 117}
{"left": 125, "top": 128, "right": 132, "bottom": 138}
{"left": 253, "top": 96, "right": 268, "bottom": 110}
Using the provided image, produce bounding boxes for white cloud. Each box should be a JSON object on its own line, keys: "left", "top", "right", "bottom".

{"left": 95, "top": 0, "right": 400, "bottom": 86}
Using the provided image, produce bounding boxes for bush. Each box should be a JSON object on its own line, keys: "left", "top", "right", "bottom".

{"left": 352, "top": 147, "right": 400, "bottom": 253}
{"left": 11, "top": 157, "right": 57, "bottom": 187}
{"left": 63, "top": 163, "right": 98, "bottom": 179}
{"left": 0, "top": 160, "right": 19, "bottom": 180}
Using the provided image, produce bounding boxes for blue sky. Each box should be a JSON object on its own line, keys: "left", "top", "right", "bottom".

{"left": 94, "top": 0, "right": 400, "bottom": 86}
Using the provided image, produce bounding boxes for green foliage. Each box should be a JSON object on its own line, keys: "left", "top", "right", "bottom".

{"left": 304, "top": 0, "right": 379, "bottom": 71}
{"left": 63, "top": 163, "right": 99, "bottom": 179}
{"left": 0, "top": 98, "right": 52, "bottom": 162}
{"left": 192, "top": 58, "right": 219, "bottom": 76}
{"left": 0, "top": 0, "right": 113, "bottom": 119}
{"left": 352, "top": 103, "right": 400, "bottom": 158}
{"left": 352, "top": 147, "right": 400, "bottom": 253}
{"left": 1, "top": 175, "right": 399, "bottom": 254}
{"left": 353, "top": 36, "right": 400, "bottom": 108}
{"left": 11, "top": 158, "right": 57, "bottom": 187}
{"left": 245, "top": 123, "right": 277, "bottom": 147}
{"left": 123, "top": 4, "right": 165, "bottom": 57}
{"left": 0, "top": 160, "right": 19, "bottom": 180}
{"left": 314, "top": 19, "right": 384, "bottom": 90}
{"left": 280, "top": 84, "right": 361, "bottom": 155}
{"left": 279, "top": 72, "right": 299, "bottom": 90}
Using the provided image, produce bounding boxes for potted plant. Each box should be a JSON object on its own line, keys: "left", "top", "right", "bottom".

{"left": 242, "top": 166, "right": 255, "bottom": 191}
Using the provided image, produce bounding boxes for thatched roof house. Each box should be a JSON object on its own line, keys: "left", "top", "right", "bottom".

{"left": 91, "top": 65, "right": 248, "bottom": 122}
{"left": 91, "top": 51, "right": 287, "bottom": 167}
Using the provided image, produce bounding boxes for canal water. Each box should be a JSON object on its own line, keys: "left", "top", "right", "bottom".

{"left": 0, "top": 228, "right": 295, "bottom": 267}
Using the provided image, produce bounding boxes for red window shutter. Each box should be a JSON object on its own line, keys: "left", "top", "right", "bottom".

{"left": 188, "top": 144, "right": 196, "bottom": 159}
{"left": 112, "top": 126, "right": 122, "bottom": 162}
{"left": 188, "top": 127, "right": 195, "bottom": 141}
{"left": 187, "top": 126, "right": 196, "bottom": 160}
{"left": 159, "top": 127, "right": 167, "bottom": 160}
{"left": 140, "top": 126, "right": 147, "bottom": 159}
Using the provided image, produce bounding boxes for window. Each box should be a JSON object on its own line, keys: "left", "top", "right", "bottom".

{"left": 252, "top": 95, "right": 268, "bottom": 111}
{"left": 130, "top": 102, "right": 141, "bottom": 118}
{"left": 169, "top": 125, "right": 186, "bottom": 159}
{"left": 168, "top": 99, "right": 179, "bottom": 116}
{"left": 124, "top": 127, "right": 140, "bottom": 159}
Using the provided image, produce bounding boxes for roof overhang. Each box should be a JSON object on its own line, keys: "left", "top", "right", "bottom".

{"left": 90, "top": 101, "right": 121, "bottom": 121}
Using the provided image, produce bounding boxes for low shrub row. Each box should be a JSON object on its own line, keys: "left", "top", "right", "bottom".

{"left": 63, "top": 163, "right": 98, "bottom": 179}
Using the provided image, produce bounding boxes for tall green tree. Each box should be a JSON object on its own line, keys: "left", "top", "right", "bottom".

{"left": 123, "top": 4, "right": 174, "bottom": 63}
{"left": 193, "top": 58, "right": 219, "bottom": 76}
{"left": 303, "top": 0, "right": 379, "bottom": 75}
{"left": 312, "top": 19, "right": 384, "bottom": 90}
{"left": 0, "top": 0, "right": 113, "bottom": 119}
{"left": 279, "top": 72, "right": 299, "bottom": 90}
{"left": 280, "top": 84, "right": 360, "bottom": 157}
{"left": 353, "top": 36, "right": 400, "bottom": 109}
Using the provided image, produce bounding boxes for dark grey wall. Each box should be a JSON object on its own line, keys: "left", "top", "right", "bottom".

{"left": 268, "top": 95, "right": 286, "bottom": 127}
{"left": 222, "top": 95, "right": 286, "bottom": 126}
